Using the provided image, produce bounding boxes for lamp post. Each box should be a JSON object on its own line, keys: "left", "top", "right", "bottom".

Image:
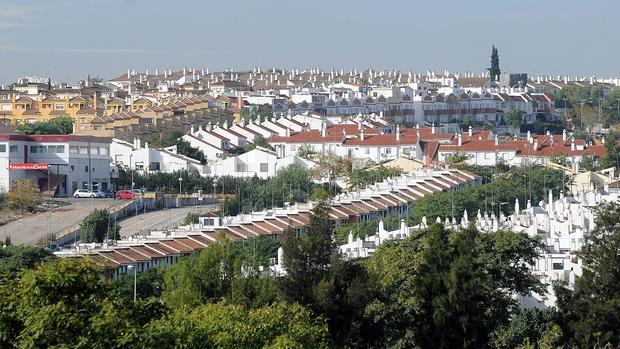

{"left": 562, "top": 97, "right": 568, "bottom": 124}
{"left": 178, "top": 176, "right": 183, "bottom": 195}
{"left": 212, "top": 179, "right": 217, "bottom": 200}
{"left": 126, "top": 264, "right": 137, "bottom": 302}
{"left": 129, "top": 154, "right": 134, "bottom": 193}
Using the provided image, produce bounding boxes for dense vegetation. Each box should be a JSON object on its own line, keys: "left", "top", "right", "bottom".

{"left": 117, "top": 164, "right": 339, "bottom": 215}
{"left": 15, "top": 116, "right": 73, "bottom": 135}
{"left": 79, "top": 208, "right": 121, "bottom": 243}
{"left": 555, "top": 86, "right": 620, "bottom": 129}
{"left": 2, "top": 200, "right": 620, "bottom": 347}
{"left": 411, "top": 166, "right": 566, "bottom": 223}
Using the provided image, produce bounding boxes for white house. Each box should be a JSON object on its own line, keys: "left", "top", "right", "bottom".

{"left": 210, "top": 147, "right": 315, "bottom": 179}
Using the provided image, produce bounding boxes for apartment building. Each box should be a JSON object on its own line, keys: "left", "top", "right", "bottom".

{"left": 0, "top": 134, "right": 112, "bottom": 195}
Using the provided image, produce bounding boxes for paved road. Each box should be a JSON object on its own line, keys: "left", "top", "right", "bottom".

{"left": 0, "top": 198, "right": 119, "bottom": 245}
{"left": 118, "top": 204, "right": 217, "bottom": 237}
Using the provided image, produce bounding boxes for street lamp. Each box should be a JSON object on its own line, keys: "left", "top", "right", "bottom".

{"left": 212, "top": 178, "right": 217, "bottom": 199}
{"left": 129, "top": 154, "right": 134, "bottom": 192}
{"left": 178, "top": 176, "right": 183, "bottom": 195}
{"left": 126, "top": 264, "right": 137, "bottom": 302}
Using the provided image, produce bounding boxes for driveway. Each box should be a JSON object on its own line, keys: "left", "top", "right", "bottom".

{"left": 0, "top": 198, "right": 118, "bottom": 245}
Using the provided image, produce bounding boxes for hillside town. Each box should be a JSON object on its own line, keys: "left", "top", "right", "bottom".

{"left": 2, "top": 0, "right": 620, "bottom": 346}
{"left": 2, "top": 61, "right": 620, "bottom": 345}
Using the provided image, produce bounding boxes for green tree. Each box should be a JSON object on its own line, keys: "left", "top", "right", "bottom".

{"left": 0, "top": 258, "right": 165, "bottom": 348}
{"left": 79, "top": 208, "right": 120, "bottom": 243}
{"left": 15, "top": 116, "right": 73, "bottom": 135}
{"left": 140, "top": 302, "right": 331, "bottom": 348}
{"left": 114, "top": 264, "right": 169, "bottom": 300}
{"left": 504, "top": 107, "right": 523, "bottom": 131}
{"left": 445, "top": 152, "right": 469, "bottom": 165}
{"left": 161, "top": 130, "right": 207, "bottom": 164}
{"left": 296, "top": 144, "right": 316, "bottom": 158}
{"left": 6, "top": 179, "right": 40, "bottom": 211}
{"left": 554, "top": 202, "right": 620, "bottom": 348}
{"left": 549, "top": 152, "right": 570, "bottom": 167}
{"left": 279, "top": 200, "right": 379, "bottom": 346}
{"left": 491, "top": 308, "right": 559, "bottom": 349}
{"left": 0, "top": 245, "right": 55, "bottom": 276}
{"left": 489, "top": 45, "right": 501, "bottom": 81}
{"left": 182, "top": 212, "right": 200, "bottom": 225}
{"left": 366, "top": 224, "right": 543, "bottom": 348}
{"left": 162, "top": 235, "right": 237, "bottom": 308}
{"left": 279, "top": 200, "right": 334, "bottom": 305}
{"left": 243, "top": 135, "right": 274, "bottom": 152}
{"left": 579, "top": 154, "right": 599, "bottom": 172}
{"left": 599, "top": 133, "right": 620, "bottom": 170}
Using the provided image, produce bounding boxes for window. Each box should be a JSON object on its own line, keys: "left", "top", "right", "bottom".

{"left": 91, "top": 147, "right": 99, "bottom": 155}
{"left": 150, "top": 162, "right": 160, "bottom": 171}
{"left": 552, "top": 262, "right": 564, "bottom": 270}
{"left": 260, "top": 163, "right": 268, "bottom": 172}
{"left": 47, "top": 145, "right": 65, "bottom": 154}
{"left": 30, "top": 145, "right": 38, "bottom": 153}
{"left": 54, "top": 104, "right": 65, "bottom": 110}
{"left": 79, "top": 146, "right": 88, "bottom": 154}
{"left": 99, "top": 147, "right": 109, "bottom": 155}
{"left": 70, "top": 146, "right": 79, "bottom": 154}
{"left": 0, "top": 144, "right": 5, "bottom": 152}
{"left": 85, "top": 166, "right": 89, "bottom": 173}
{"left": 9, "top": 145, "right": 17, "bottom": 153}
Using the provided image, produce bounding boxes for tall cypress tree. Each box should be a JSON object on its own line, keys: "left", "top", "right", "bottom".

{"left": 489, "top": 45, "right": 500, "bottom": 81}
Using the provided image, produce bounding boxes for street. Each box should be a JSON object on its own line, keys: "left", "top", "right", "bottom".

{"left": 0, "top": 198, "right": 118, "bottom": 245}
{"left": 118, "top": 204, "right": 217, "bottom": 237}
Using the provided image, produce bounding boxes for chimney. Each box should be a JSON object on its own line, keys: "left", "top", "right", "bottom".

{"left": 571, "top": 139, "right": 576, "bottom": 151}
{"left": 457, "top": 133, "right": 462, "bottom": 146}
{"left": 145, "top": 142, "right": 149, "bottom": 149}
{"left": 494, "top": 135, "right": 499, "bottom": 146}
{"left": 286, "top": 127, "right": 291, "bottom": 137}
{"left": 360, "top": 128, "right": 365, "bottom": 141}
{"left": 431, "top": 124, "right": 436, "bottom": 134}
{"left": 396, "top": 124, "right": 400, "bottom": 141}
{"left": 93, "top": 92, "right": 97, "bottom": 112}
{"left": 342, "top": 129, "right": 346, "bottom": 141}
{"left": 533, "top": 139, "right": 539, "bottom": 151}
{"left": 562, "top": 129, "right": 567, "bottom": 142}
{"left": 468, "top": 125, "right": 473, "bottom": 137}
{"left": 190, "top": 125, "right": 195, "bottom": 134}
{"left": 321, "top": 121, "right": 327, "bottom": 138}
{"left": 527, "top": 130, "right": 532, "bottom": 142}
{"left": 601, "top": 136, "right": 606, "bottom": 144}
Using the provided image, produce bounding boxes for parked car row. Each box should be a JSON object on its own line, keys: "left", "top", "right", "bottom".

{"left": 73, "top": 189, "right": 115, "bottom": 198}
{"left": 73, "top": 189, "right": 146, "bottom": 199}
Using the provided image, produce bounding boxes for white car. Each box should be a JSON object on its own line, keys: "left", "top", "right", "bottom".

{"left": 93, "top": 190, "right": 106, "bottom": 198}
{"left": 73, "top": 189, "right": 97, "bottom": 198}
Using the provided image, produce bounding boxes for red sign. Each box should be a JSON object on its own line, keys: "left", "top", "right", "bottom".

{"left": 8, "top": 163, "right": 49, "bottom": 170}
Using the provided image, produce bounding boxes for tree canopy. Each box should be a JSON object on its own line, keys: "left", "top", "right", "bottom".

{"left": 79, "top": 208, "right": 120, "bottom": 243}
{"left": 15, "top": 116, "right": 73, "bottom": 135}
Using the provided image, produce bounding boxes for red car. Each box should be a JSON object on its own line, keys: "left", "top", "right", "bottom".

{"left": 115, "top": 190, "right": 136, "bottom": 199}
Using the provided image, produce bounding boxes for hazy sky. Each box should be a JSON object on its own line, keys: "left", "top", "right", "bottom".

{"left": 1, "top": 0, "right": 618, "bottom": 84}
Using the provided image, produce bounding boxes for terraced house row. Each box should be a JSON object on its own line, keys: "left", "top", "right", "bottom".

{"left": 55, "top": 169, "right": 479, "bottom": 278}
